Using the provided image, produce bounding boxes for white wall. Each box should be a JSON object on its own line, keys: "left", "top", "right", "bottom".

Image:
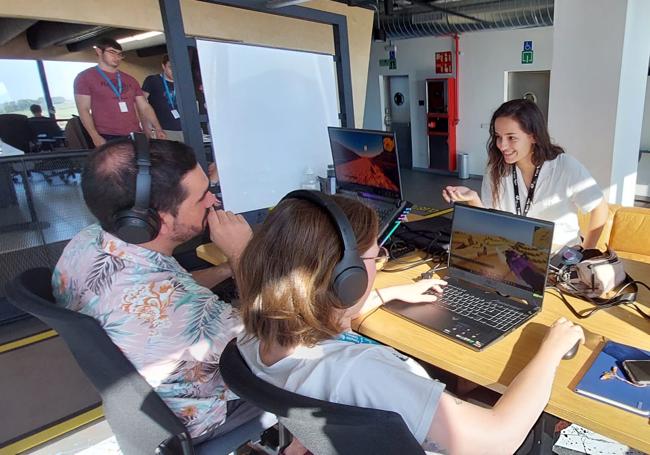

{"left": 642, "top": 76, "right": 650, "bottom": 151}
{"left": 364, "top": 27, "right": 553, "bottom": 174}
{"left": 548, "top": 0, "right": 650, "bottom": 205}
{"left": 639, "top": 76, "right": 650, "bottom": 198}
{"left": 458, "top": 27, "right": 553, "bottom": 175}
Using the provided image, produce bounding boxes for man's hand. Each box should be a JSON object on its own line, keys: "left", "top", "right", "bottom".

{"left": 207, "top": 208, "right": 252, "bottom": 266}
{"left": 92, "top": 135, "right": 107, "bottom": 147}
{"left": 380, "top": 278, "right": 447, "bottom": 303}
{"left": 155, "top": 129, "right": 167, "bottom": 140}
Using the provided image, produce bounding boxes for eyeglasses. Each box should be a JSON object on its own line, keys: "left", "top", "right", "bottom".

{"left": 361, "top": 246, "right": 390, "bottom": 271}
{"left": 103, "top": 49, "right": 125, "bottom": 59}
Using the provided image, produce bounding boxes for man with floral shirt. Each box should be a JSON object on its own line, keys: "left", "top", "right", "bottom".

{"left": 52, "top": 138, "right": 261, "bottom": 442}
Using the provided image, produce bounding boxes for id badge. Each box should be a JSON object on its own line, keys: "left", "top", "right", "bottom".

{"left": 118, "top": 101, "right": 128, "bottom": 113}
{"left": 171, "top": 109, "right": 180, "bottom": 119}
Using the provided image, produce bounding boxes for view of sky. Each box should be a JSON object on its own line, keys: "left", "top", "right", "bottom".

{"left": 0, "top": 59, "right": 94, "bottom": 103}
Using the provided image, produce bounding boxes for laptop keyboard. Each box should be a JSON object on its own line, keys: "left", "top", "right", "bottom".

{"left": 428, "top": 284, "right": 529, "bottom": 332}
{"left": 374, "top": 205, "right": 394, "bottom": 227}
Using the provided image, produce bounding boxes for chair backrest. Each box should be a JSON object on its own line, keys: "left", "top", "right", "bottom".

{"left": 609, "top": 206, "right": 650, "bottom": 256}
{"left": 63, "top": 115, "right": 92, "bottom": 149}
{"left": 5, "top": 268, "right": 193, "bottom": 455}
{"left": 27, "top": 117, "right": 64, "bottom": 139}
{"left": 0, "top": 114, "right": 32, "bottom": 152}
{"left": 219, "top": 339, "right": 425, "bottom": 455}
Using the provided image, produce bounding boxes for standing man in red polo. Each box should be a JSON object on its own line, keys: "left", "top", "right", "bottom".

{"left": 74, "top": 37, "right": 167, "bottom": 147}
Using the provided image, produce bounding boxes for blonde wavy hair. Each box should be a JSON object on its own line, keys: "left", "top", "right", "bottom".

{"left": 236, "top": 195, "right": 378, "bottom": 348}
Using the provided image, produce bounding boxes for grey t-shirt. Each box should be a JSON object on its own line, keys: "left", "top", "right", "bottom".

{"left": 238, "top": 333, "right": 445, "bottom": 444}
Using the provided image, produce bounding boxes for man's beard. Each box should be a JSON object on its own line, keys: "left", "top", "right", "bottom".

{"left": 170, "top": 211, "right": 208, "bottom": 243}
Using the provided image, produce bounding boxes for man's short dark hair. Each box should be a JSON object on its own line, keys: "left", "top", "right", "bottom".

{"left": 30, "top": 104, "right": 42, "bottom": 115}
{"left": 162, "top": 54, "right": 170, "bottom": 66}
{"left": 95, "top": 37, "right": 123, "bottom": 52}
{"left": 82, "top": 138, "right": 197, "bottom": 233}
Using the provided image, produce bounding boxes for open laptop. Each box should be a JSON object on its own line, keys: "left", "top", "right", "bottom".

{"left": 327, "top": 127, "right": 412, "bottom": 244}
{"left": 383, "top": 203, "right": 554, "bottom": 350}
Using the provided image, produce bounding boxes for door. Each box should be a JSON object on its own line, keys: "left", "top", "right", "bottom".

{"left": 388, "top": 76, "right": 412, "bottom": 169}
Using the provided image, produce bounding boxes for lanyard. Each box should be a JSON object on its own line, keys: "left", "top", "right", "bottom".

{"left": 337, "top": 331, "right": 380, "bottom": 345}
{"left": 96, "top": 66, "right": 122, "bottom": 100}
{"left": 161, "top": 74, "right": 176, "bottom": 109}
{"left": 512, "top": 164, "right": 541, "bottom": 216}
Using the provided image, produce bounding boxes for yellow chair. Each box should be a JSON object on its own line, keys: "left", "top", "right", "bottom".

{"left": 578, "top": 204, "right": 650, "bottom": 263}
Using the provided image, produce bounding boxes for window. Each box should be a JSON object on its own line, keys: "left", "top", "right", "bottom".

{"left": 43, "top": 60, "right": 95, "bottom": 119}
{"left": 0, "top": 59, "right": 45, "bottom": 116}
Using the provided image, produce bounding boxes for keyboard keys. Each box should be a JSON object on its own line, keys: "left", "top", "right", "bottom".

{"left": 433, "top": 285, "right": 528, "bottom": 332}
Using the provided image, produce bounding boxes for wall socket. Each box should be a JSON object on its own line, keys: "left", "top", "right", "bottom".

{"left": 480, "top": 123, "right": 489, "bottom": 129}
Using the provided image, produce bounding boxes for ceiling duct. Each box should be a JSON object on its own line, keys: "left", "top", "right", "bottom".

{"left": 0, "top": 19, "right": 37, "bottom": 47}
{"left": 26, "top": 21, "right": 112, "bottom": 50}
{"left": 381, "top": 0, "right": 554, "bottom": 40}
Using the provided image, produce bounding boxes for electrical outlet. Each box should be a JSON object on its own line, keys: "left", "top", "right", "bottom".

{"left": 480, "top": 123, "right": 489, "bottom": 129}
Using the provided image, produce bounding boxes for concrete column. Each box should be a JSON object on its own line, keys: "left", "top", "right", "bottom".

{"left": 547, "top": 0, "right": 650, "bottom": 205}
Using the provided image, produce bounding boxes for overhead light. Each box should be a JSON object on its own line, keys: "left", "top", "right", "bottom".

{"left": 117, "top": 31, "right": 163, "bottom": 44}
{"left": 265, "top": 0, "right": 310, "bottom": 8}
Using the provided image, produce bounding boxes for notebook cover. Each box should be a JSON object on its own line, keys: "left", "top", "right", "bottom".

{"left": 575, "top": 340, "right": 650, "bottom": 417}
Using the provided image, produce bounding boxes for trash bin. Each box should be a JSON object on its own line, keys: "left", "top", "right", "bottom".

{"left": 457, "top": 153, "right": 469, "bottom": 180}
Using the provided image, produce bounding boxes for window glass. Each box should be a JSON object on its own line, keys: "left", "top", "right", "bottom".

{"left": 0, "top": 59, "right": 45, "bottom": 116}
{"left": 43, "top": 60, "right": 95, "bottom": 120}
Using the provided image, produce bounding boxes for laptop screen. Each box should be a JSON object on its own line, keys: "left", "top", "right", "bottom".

{"left": 327, "top": 127, "right": 402, "bottom": 200}
{"left": 449, "top": 204, "right": 554, "bottom": 298}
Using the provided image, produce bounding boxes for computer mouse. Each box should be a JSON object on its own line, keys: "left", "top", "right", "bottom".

{"left": 563, "top": 341, "right": 580, "bottom": 360}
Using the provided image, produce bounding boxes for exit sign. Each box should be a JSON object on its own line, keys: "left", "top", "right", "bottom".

{"left": 521, "top": 50, "right": 533, "bottom": 64}
{"left": 521, "top": 40, "right": 533, "bottom": 64}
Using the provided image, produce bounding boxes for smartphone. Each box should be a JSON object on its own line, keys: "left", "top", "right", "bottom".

{"left": 550, "top": 245, "right": 583, "bottom": 269}
{"left": 622, "top": 359, "right": 650, "bottom": 385}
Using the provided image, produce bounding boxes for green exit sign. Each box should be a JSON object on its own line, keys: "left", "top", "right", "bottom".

{"left": 521, "top": 50, "right": 533, "bottom": 64}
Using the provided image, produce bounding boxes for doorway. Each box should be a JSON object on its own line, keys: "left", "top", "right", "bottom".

{"left": 383, "top": 75, "right": 412, "bottom": 169}
{"left": 507, "top": 70, "right": 550, "bottom": 120}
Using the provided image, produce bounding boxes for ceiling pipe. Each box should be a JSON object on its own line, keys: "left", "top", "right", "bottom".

{"left": 381, "top": 0, "right": 554, "bottom": 40}
{"left": 65, "top": 28, "right": 137, "bottom": 53}
{"left": 0, "top": 19, "right": 37, "bottom": 47}
{"left": 26, "top": 22, "right": 111, "bottom": 50}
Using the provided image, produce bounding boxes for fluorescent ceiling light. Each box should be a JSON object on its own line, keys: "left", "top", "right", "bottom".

{"left": 265, "top": 0, "right": 310, "bottom": 8}
{"left": 117, "top": 31, "right": 163, "bottom": 44}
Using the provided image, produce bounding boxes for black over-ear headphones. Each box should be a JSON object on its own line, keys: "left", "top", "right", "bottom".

{"left": 112, "top": 132, "right": 161, "bottom": 244}
{"left": 281, "top": 190, "right": 368, "bottom": 308}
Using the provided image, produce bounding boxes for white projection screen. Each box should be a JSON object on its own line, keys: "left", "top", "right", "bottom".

{"left": 197, "top": 40, "right": 341, "bottom": 213}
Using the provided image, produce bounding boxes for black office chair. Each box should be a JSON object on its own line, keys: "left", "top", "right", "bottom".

{"left": 219, "top": 338, "right": 425, "bottom": 455}
{"left": 27, "top": 117, "right": 66, "bottom": 151}
{"left": 5, "top": 268, "right": 274, "bottom": 455}
{"left": 0, "top": 113, "right": 34, "bottom": 153}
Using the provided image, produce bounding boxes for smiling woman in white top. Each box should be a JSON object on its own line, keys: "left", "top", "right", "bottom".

{"left": 235, "top": 193, "right": 584, "bottom": 454}
{"left": 443, "top": 99, "right": 608, "bottom": 249}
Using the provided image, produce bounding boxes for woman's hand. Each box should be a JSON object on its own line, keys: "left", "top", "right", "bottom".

{"left": 442, "top": 186, "right": 482, "bottom": 207}
{"left": 379, "top": 279, "right": 447, "bottom": 304}
{"left": 537, "top": 317, "right": 585, "bottom": 365}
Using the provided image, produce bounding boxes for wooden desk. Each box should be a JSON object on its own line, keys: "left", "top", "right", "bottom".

{"left": 197, "top": 243, "right": 650, "bottom": 451}
{"left": 357, "top": 256, "right": 650, "bottom": 452}
{"left": 0, "top": 142, "right": 25, "bottom": 157}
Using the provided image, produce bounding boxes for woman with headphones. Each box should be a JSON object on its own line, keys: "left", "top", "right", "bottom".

{"left": 235, "top": 191, "right": 583, "bottom": 454}
{"left": 443, "top": 99, "right": 608, "bottom": 250}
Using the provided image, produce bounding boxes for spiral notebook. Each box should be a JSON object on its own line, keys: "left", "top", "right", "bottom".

{"left": 575, "top": 340, "right": 650, "bottom": 417}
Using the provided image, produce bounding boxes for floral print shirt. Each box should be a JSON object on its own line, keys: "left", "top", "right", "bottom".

{"left": 52, "top": 224, "right": 243, "bottom": 438}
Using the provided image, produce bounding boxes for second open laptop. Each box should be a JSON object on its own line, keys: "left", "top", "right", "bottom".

{"left": 327, "top": 126, "right": 412, "bottom": 243}
{"left": 383, "top": 203, "right": 554, "bottom": 350}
